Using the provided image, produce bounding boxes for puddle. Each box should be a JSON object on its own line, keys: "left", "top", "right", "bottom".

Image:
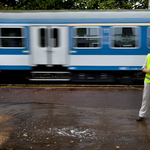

{"left": 0, "top": 103, "right": 150, "bottom": 150}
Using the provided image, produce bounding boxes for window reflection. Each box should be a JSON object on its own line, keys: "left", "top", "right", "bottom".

{"left": 112, "top": 27, "right": 139, "bottom": 48}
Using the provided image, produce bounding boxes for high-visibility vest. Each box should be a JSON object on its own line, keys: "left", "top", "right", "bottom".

{"left": 145, "top": 54, "right": 150, "bottom": 83}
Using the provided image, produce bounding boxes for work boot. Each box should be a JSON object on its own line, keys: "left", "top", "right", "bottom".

{"left": 136, "top": 116, "right": 145, "bottom": 121}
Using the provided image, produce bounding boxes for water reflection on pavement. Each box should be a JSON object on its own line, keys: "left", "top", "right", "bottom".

{"left": 0, "top": 102, "right": 150, "bottom": 150}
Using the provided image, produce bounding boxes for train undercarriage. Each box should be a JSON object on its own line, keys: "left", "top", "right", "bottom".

{"left": 0, "top": 66, "right": 144, "bottom": 85}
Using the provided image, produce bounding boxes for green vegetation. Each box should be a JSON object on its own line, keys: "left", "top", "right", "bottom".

{"left": 0, "top": 0, "right": 148, "bottom": 10}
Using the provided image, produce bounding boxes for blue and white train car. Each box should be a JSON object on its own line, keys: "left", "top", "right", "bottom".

{"left": 0, "top": 10, "right": 149, "bottom": 84}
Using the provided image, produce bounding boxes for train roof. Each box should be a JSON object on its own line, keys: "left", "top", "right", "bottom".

{"left": 0, "top": 10, "right": 150, "bottom": 19}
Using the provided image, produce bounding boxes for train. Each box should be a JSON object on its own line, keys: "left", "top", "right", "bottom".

{"left": 0, "top": 10, "right": 149, "bottom": 84}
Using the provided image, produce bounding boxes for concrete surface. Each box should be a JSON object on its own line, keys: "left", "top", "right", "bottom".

{"left": 0, "top": 85, "right": 150, "bottom": 150}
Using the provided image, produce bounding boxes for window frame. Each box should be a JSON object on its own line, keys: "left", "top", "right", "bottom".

{"left": 110, "top": 26, "right": 140, "bottom": 49}
{"left": 72, "top": 26, "right": 102, "bottom": 49}
{"left": 0, "top": 27, "right": 25, "bottom": 49}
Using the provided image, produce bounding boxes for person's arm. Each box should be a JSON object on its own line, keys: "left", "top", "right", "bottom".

{"left": 142, "top": 68, "right": 150, "bottom": 73}
{"left": 142, "top": 57, "right": 150, "bottom": 73}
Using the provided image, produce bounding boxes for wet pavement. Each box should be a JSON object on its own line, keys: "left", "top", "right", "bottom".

{"left": 0, "top": 85, "right": 150, "bottom": 150}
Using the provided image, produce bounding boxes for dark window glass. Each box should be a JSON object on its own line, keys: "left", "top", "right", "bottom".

{"left": 0, "top": 28, "right": 24, "bottom": 48}
{"left": 73, "top": 27, "right": 100, "bottom": 48}
{"left": 1, "top": 38, "right": 24, "bottom": 47}
{"left": 51, "top": 28, "right": 59, "bottom": 47}
{"left": 1, "top": 28, "right": 21, "bottom": 37}
{"left": 76, "top": 28, "right": 86, "bottom": 36}
{"left": 112, "top": 27, "right": 139, "bottom": 48}
{"left": 74, "top": 38, "right": 99, "bottom": 47}
{"left": 40, "top": 28, "right": 46, "bottom": 47}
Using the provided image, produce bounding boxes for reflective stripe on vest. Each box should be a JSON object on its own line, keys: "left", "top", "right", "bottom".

{"left": 145, "top": 76, "right": 150, "bottom": 80}
{"left": 145, "top": 54, "right": 150, "bottom": 83}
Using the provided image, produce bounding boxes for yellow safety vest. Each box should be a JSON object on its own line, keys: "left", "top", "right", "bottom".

{"left": 145, "top": 54, "right": 150, "bottom": 83}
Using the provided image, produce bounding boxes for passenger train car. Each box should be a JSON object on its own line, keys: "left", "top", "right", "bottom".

{"left": 0, "top": 10, "right": 149, "bottom": 84}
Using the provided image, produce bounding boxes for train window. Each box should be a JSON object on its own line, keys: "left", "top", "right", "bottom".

{"left": 111, "top": 27, "right": 139, "bottom": 48}
{"left": 51, "top": 28, "right": 59, "bottom": 47}
{"left": 73, "top": 27, "right": 100, "bottom": 48}
{"left": 40, "top": 28, "right": 47, "bottom": 47}
{"left": 0, "top": 28, "right": 24, "bottom": 47}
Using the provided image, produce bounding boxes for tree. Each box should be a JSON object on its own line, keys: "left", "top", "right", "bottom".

{"left": 0, "top": 0, "right": 76, "bottom": 10}
{"left": 74, "top": 0, "right": 148, "bottom": 9}
{"left": 0, "top": 0, "right": 148, "bottom": 10}
{"left": 0, "top": 0, "right": 17, "bottom": 9}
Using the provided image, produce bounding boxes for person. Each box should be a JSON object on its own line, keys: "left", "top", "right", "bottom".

{"left": 137, "top": 53, "right": 150, "bottom": 121}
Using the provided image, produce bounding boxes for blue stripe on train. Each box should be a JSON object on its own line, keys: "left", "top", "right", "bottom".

{"left": 0, "top": 66, "right": 32, "bottom": 70}
{"left": 68, "top": 66, "right": 142, "bottom": 71}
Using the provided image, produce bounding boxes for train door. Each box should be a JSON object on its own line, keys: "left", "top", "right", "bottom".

{"left": 31, "top": 26, "right": 68, "bottom": 66}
